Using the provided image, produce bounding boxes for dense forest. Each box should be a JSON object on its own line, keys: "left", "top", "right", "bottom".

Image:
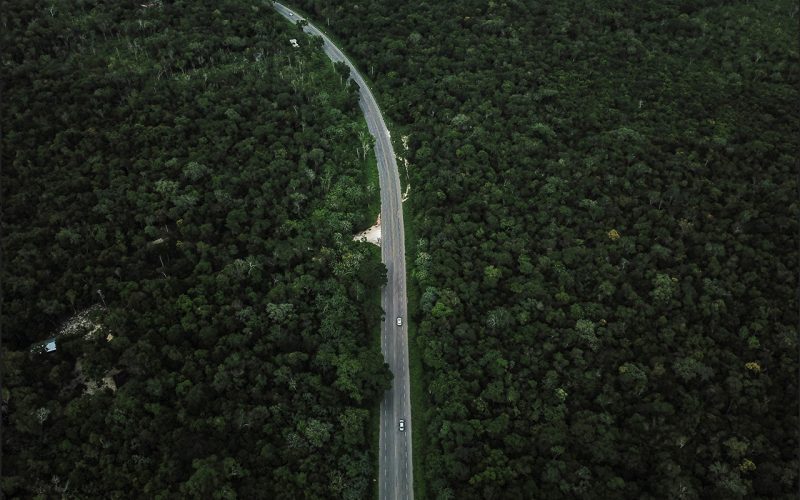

{"left": 1, "top": 1, "right": 390, "bottom": 498}
{"left": 294, "top": 0, "right": 799, "bottom": 498}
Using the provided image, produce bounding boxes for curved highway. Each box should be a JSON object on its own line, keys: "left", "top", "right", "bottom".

{"left": 273, "top": 4, "right": 413, "bottom": 500}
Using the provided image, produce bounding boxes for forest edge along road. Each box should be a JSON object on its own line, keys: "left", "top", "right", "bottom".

{"left": 273, "top": 4, "right": 413, "bottom": 500}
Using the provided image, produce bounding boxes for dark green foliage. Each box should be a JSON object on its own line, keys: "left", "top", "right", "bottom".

{"left": 295, "top": 0, "right": 799, "bottom": 498}
{"left": 1, "top": 1, "right": 388, "bottom": 498}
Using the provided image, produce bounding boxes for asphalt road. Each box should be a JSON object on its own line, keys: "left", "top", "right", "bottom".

{"left": 273, "top": 4, "right": 413, "bottom": 500}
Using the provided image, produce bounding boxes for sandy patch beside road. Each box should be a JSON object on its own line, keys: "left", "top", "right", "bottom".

{"left": 354, "top": 214, "right": 381, "bottom": 246}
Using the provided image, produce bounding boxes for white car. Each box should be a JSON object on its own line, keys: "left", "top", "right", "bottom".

{"left": 399, "top": 419, "right": 405, "bottom": 432}
{"left": 396, "top": 317, "right": 402, "bottom": 326}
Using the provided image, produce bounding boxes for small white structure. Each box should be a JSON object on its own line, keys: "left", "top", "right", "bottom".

{"left": 289, "top": 39, "right": 299, "bottom": 48}
{"left": 31, "top": 337, "right": 57, "bottom": 353}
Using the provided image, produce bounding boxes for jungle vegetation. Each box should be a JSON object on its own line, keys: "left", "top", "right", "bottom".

{"left": 294, "top": 0, "right": 799, "bottom": 498}
{"left": 2, "top": 1, "right": 389, "bottom": 498}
